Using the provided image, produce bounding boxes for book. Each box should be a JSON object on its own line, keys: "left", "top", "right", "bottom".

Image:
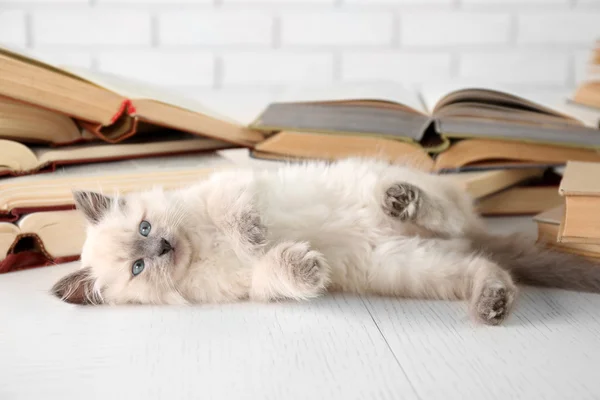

{"left": 557, "top": 161, "right": 600, "bottom": 244}
{"left": 571, "top": 41, "right": 600, "bottom": 110}
{"left": 252, "top": 131, "right": 600, "bottom": 173}
{"left": 0, "top": 210, "right": 83, "bottom": 273}
{"left": 0, "top": 95, "right": 94, "bottom": 145}
{"left": 534, "top": 206, "right": 600, "bottom": 259}
{"left": 477, "top": 186, "right": 562, "bottom": 216}
{"left": 476, "top": 168, "right": 563, "bottom": 216}
{"left": 446, "top": 168, "right": 546, "bottom": 200}
{"left": 251, "top": 81, "right": 600, "bottom": 154}
{"left": 0, "top": 134, "right": 232, "bottom": 177}
{"left": 252, "top": 130, "right": 436, "bottom": 171}
{"left": 0, "top": 45, "right": 263, "bottom": 146}
{"left": 0, "top": 153, "right": 232, "bottom": 222}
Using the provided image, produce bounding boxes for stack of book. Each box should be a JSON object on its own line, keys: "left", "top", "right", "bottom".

{"left": 245, "top": 42, "right": 600, "bottom": 217}
{"left": 534, "top": 161, "right": 600, "bottom": 260}
{"left": 2, "top": 40, "right": 600, "bottom": 273}
{"left": 0, "top": 45, "right": 264, "bottom": 273}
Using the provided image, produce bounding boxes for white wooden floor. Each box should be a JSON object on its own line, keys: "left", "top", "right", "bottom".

{"left": 2, "top": 217, "right": 600, "bottom": 400}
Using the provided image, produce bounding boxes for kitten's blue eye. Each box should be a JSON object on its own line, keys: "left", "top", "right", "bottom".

{"left": 139, "top": 220, "right": 151, "bottom": 237}
{"left": 132, "top": 259, "right": 145, "bottom": 276}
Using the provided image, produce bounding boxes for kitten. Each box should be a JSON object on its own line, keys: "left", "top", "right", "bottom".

{"left": 52, "top": 158, "right": 600, "bottom": 325}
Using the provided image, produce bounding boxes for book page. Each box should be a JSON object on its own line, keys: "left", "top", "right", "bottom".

{"left": 33, "top": 136, "right": 230, "bottom": 165}
{"left": 3, "top": 152, "right": 232, "bottom": 187}
{"left": 0, "top": 45, "right": 90, "bottom": 84}
{"left": 275, "top": 81, "right": 428, "bottom": 115}
{"left": 0, "top": 153, "right": 235, "bottom": 213}
{"left": 421, "top": 81, "right": 600, "bottom": 127}
{"left": 62, "top": 67, "right": 241, "bottom": 124}
{"left": 0, "top": 222, "right": 19, "bottom": 258}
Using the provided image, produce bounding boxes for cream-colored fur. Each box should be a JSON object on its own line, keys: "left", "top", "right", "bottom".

{"left": 51, "top": 158, "right": 600, "bottom": 326}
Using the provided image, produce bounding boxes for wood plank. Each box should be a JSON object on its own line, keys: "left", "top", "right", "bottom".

{"left": 364, "top": 288, "right": 600, "bottom": 400}
{"left": 0, "top": 263, "right": 419, "bottom": 400}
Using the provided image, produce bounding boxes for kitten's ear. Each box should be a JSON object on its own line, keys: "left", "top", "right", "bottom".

{"left": 51, "top": 266, "right": 103, "bottom": 305}
{"left": 73, "top": 190, "right": 113, "bottom": 224}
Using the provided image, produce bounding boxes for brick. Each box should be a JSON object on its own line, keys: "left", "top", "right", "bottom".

{"left": 342, "top": 52, "right": 452, "bottom": 83}
{"left": 221, "top": 52, "right": 333, "bottom": 85}
{"left": 96, "top": 52, "right": 214, "bottom": 86}
{"left": 401, "top": 12, "right": 510, "bottom": 46}
{"left": 159, "top": 11, "right": 272, "bottom": 46}
{"left": 32, "top": 11, "right": 151, "bottom": 46}
{"left": 29, "top": 51, "right": 93, "bottom": 69}
{"left": 98, "top": 0, "right": 210, "bottom": 3}
{"left": 0, "top": 0, "right": 87, "bottom": 2}
{"left": 462, "top": 0, "right": 566, "bottom": 3}
{"left": 345, "top": 0, "right": 452, "bottom": 4}
{"left": 281, "top": 12, "right": 393, "bottom": 46}
{"left": 0, "top": 10, "right": 27, "bottom": 47}
{"left": 518, "top": 13, "right": 600, "bottom": 44}
{"left": 459, "top": 52, "right": 569, "bottom": 85}
{"left": 223, "top": 0, "right": 332, "bottom": 3}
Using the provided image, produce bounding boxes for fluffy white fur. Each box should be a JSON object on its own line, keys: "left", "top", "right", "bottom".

{"left": 52, "top": 158, "right": 600, "bottom": 326}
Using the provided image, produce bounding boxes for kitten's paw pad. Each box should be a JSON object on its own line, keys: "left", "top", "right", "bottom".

{"left": 239, "top": 210, "right": 267, "bottom": 246}
{"left": 474, "top": 282, "right": 516, "bottom": 326}
{"left": 281, "top": 243, "right": 329, "bottom": 292}
{"left": 383, "top": 183, "right": 420, "bottom": 221}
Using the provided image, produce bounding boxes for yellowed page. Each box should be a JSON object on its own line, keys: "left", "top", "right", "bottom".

{"left": 275, "top": 81, "right": 428, "bottom": 115}
{"left": 0, "top": 153, "right": 232, "bottom": 212}
{"left": 420, "top": 81, "right": 599, "bottom": 127}
{"left": 18, "top": 210, "right": 85, "bottom": 258}
{"left": 62, "top": 66, "right": 241, "bottom": 124}
{"left": 35, "top": 137, "right": 230, "bottom": 165}
{"left": 0, "top": 222, "right": 19, "bottom": 258}
{"left": 0, "top": 139, "right": 39, "bottom": 172}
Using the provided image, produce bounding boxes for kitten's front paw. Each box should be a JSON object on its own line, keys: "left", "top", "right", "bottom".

{"left": 239, "top": 210, "right": 267, "bottom": 247}
{"left": 472, "top": 280, "right": 516, "bottom": 326}
{"left": 279, "top": 242, "right": 329, "bottom": 297}
{"left": 383, "top": 183, "right": 421, "bottom": 221}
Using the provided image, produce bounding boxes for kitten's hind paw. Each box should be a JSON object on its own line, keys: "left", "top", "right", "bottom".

{"left": 383, "top": 183, "right": 421, "bottom": 221}
{"left": 472, "top": 280, "right": 516, "bottom": 326}
{"left": 279, "top": 242, "right": 330, "bottom": 298}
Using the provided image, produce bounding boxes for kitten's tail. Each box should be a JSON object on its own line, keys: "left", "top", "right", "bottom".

{"left": 473, "top": 232, "right": 600, "bottom": 293}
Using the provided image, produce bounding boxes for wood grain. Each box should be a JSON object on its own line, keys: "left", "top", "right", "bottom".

{"left": 0, "top": 263, "right": 419, "bottom": 400}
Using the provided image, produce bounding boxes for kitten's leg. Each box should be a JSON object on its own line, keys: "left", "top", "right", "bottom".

{"left": 199, "top": 172, "right": 268, "bottom": 261}
{"left": 369, "top": 237, "right": 517, "bottom": 325}
{"left": 250, "top": 241, "right": 331, "bottom": 302}
{"left": 381, "top": 180, "right": 484, "bottom": 238}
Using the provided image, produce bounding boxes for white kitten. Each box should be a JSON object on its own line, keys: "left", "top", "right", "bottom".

{"left": 52, "top": 158, "right": 600, "bottom": 325}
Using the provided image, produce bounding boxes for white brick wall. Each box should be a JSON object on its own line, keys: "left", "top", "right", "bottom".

{"left": 0, "top": 10, "right": 27, "bottom": 47}
{"left": 0, "top": 0, "right": 598, "bottom": 98}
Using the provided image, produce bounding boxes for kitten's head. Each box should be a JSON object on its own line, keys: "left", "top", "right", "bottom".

{"left": 51, "top": 188, "right": 193, "bottom": 305}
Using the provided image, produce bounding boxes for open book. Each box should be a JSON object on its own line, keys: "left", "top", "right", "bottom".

{"left": 251, "top": 81, "right": 600, "bottom": 154}
{"left": 253, "top": 131, "right": 600, "bottom": 173}
{"left": 0, "top": 153, "right": 231, "bottom": 222}
{"left": 0, "top": 210, "right": 84, "bottom": 273}
{"left": 0, "top": 45, "right": 263, "bottom": 146}
{"left": 0, "top": 134, "right": 231, "bottom": 177}
{"left": 475, "top": 169, "right": 563, "bottom": 216}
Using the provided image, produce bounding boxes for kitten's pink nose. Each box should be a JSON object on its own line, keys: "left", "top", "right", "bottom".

{"left": 159, "top": 238, "right": 173, "bottom": 256}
